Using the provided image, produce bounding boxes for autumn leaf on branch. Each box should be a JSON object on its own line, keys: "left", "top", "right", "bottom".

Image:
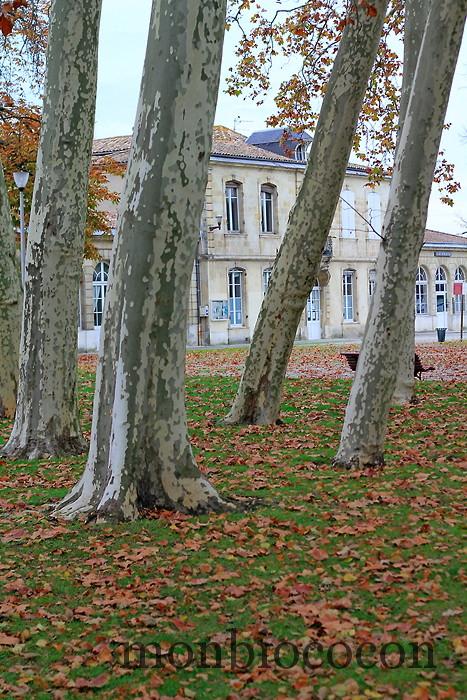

{"left": 358, "top": 0, "right": 379, "bottom": 17}
{"left": 0, "top": 0, "right": 48, "bottom": 97}
{"left": 226, "top": 0, "right": 458, "bottom": 202}
{"left": 0, "top": 98, "right": 124, "bottom": 259}
{"left": 0, "top": 0, "right": 28, "bottom": 37}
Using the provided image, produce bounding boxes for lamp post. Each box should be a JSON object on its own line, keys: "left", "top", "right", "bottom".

{"left": 209, "top": 214, "right": 222, "bottom": 232}
{"left": 13, "top": 170, "right": 30, "bottom": 287}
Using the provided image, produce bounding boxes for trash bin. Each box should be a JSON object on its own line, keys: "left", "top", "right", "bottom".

{"left": 436, "top": 328, "right": 446, "bottom": 342}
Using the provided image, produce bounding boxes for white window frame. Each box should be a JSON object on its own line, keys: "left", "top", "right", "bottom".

{"left": 262, "top": 267, "right": 272, "bottom": 294}
{"left": 342, "top": 269, "right": 355, "bottom": 321}
{"left": 228, "top": 269, "right": 244, "bottom": 326}
{"left": 368, "top": 269, "right": 377, "bottom": 297}
{"left": 415, "top": 266, "right": 428, "bottom": 315}
{"left": 453, "top": 267, "right": 465, "bottom": 314}
{"left": 260, "top": 186, "right": 275, "bottom": 233}
{"left": 341, "top": 190, "right": 356, "bottom": 238}
{"left": 295, "top": 144, "right": 306, "bottom": 162}
{"left": 307, "top": 285, "right": 321, "bottom": 322}
{"left": 93, "top": 261, "right": 109, "bottom": 328}
{"left": 435, "top": 267, "right": 448, "bottom": 313}
{"left": 225, "top": 183, "right": 240, "bottom": 232}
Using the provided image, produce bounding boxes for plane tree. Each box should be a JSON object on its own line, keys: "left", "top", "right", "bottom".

{"left": 334, "top": 0, "right": 466, "bottom": 468}
{"left": 1, "top": 0, "right": 103, "bottom": 458}
{"left": 54, "top": 0, "right": 233, "bottom": 522}
{"left": 225, "top": 0, "right": 389, "bottom": 425}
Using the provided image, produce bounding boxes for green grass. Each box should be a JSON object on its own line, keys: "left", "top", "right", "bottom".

{"left": 0, "top": 360, "right": 465, "bottom": 699}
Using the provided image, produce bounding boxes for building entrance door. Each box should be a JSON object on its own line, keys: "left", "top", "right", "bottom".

{"left": 307, "top": 285, "right": 321, "bottom": 340}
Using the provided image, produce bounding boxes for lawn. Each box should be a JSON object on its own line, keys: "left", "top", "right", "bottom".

{"left": 0, "top": 344, "right": 465, "bottom": 699}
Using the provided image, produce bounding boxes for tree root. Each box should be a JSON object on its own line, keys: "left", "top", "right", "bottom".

{"left": 1, "top": 435, "right": 87, "bottom": 461}
{"left": 332, "top": 453, "right": 385, "bottom": 470}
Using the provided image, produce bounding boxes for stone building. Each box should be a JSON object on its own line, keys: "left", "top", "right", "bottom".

{"left": 78, "top": 127, "right": 467, "bottom": 350}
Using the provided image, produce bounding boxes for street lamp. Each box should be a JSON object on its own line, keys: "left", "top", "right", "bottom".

{"left": 13, "top": 170, "right": 29, "bottom": 286}
{"left": 209, "top": 214, "right": 223, "bottom": 232}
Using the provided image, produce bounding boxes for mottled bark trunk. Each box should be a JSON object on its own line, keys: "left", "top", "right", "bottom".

{"left": 0, "top": 163, "right": 21, "bottom": 419}
{"left": 1, "top": 0, "right": 102, "bottom": 458}
{"left": 392, "top": 311, "right": 416, "bottom": 405}
{"left": 54, "top": 0, "right": 230, "bottom": 522}
{"left": 334, "top": 1, "right": 466, "bottom": 468}
{"left": 224, "top": 1, "right": 389, "bottom": 426}
{"left": 392, "top": 0, "right": 430, "bottom": 405}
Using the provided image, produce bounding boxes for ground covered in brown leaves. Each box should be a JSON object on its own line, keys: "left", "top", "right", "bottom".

{"left": 0, "top": 343, "right": 465, "bottom": 699}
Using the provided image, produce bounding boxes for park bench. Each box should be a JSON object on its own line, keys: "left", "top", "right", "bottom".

{"left": 341, "top": 352, "right": 434, "bottom": 380}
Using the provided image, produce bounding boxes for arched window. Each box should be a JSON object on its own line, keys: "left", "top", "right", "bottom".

{"left": 415, "top": 267, "right": 428, "bottom": 315}
{"left": 453, "top": 267, "right": 466, "bottom": 313}
{"left": 260, "top": 184, "right": 277, "bottom": 233}
{"left": 295, "top": 144, "right": 306, "bottom": 162}
{"left": 435, "top": 267, "right": 448, "bottom": 313}
{"left": 93, "top": 261, "right": 109, "bottom": 327}
{"left": 228, "top": 268, "right": 244, "bottom": 326}
{"left": 225, "top": 181, "right": 241, "bottom": 232}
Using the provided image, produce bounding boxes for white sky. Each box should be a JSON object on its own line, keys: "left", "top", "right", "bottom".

{"left": 94, "top": 0, "right": 467, "bottom": 235}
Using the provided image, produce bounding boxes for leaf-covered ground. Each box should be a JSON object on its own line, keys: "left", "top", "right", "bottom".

{"left": 80, "top": 341, "right": 467, "bottom": 382}
{"left": 0, "top": 344, "right": 466, "bottom": 699}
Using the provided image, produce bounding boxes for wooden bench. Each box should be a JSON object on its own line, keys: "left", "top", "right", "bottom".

{"left": 341, "top": 352, "right": 434, "bottom": 380}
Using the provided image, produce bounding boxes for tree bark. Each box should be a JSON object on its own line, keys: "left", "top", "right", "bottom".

{"left": 392, "top": 0, "right": 430, "bottom": 406}
{"left": 54, "top": 0, "right": 231, "bottom": 522}
{"left": 391, "top": 308, "right": 416, "bottom": 405}
{"left": 224, "top": 0, "right": 389, "bottom": 426}
{"left": 0, "top": 162, "right": 21, "bottom": 419}
{"left": 334, "top": 0, "right": 466, "bottom": 469}
{"left": 1, "top": 0, "right": 102, "bottom": 459}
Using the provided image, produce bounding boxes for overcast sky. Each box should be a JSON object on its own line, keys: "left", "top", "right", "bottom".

{"left": 94, "top": 0, "right": 467, "bottom": 235}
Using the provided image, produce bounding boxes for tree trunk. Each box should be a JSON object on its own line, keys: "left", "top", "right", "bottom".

{"left": 224, "top": 0, "right": 389, "bottom": 426}
{"left": 392, "top": 0, "right": 430, "bottom": 405}
{"left": 0, "top": 162, "right": 21, "bottom": 419}
{"left": 54, "top": 0, "right": 231, "bottom": 522}
{"left": 334, "top": 0, "right": 466, "bottom": 469}
{"left": 391, "top": 310, "right": 416, "bottom": 405}
{"left": 1, "top": 0, "right": 102, "bottom": 459}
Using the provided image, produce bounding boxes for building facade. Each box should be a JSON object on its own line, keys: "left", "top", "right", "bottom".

{"left": 78, "top": 127, "right": 467, "bottom": 350}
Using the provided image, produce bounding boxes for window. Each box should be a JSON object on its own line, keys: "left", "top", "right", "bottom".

{"left": 367, "top": 191, "right": 382, "bottom": 239}
{"left": 228, "top": 269, "right": 244, "bottom": 326}
{"left": 307, "top": 285, "right": 320, "bottom": 322}
{"left": 295, "top": 144, "right": 306, "bottom": 162}
{"left": 435, "top": 267, "right": 448, "bottom": 313}
{"left": 225, "top": 183, "right": 240, "bottom": 232}
{"left": 93, "top": 261, "right": 109, "bottom": 327}
{"left": 341, "top": 190, "right": 356, "bottom": 238}
{"left": 260, "top": 185, "right": 275, "bottom": 233}
{"left": 262, "top": 267, "right": 272, "bottom": 294}
{"left": 368, "top": 269, "right": 377, "bottom": 297}
{"left": 342, "top": 270, "right": 355, "bottom": 321}
{"left": 453, "top": 267, "right": 465, "bottom": 313}
{"left": 415, "top": 267, "right": 428, "bottom": 315}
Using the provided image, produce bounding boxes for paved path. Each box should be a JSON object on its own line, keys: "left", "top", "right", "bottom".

{"left": 187, "top": 331, "right": 464, "bottom": 351}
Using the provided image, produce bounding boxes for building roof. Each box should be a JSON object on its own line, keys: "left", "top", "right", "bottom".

{"left": 246, "top": 128, "right": 313, "bottom": 145}
{"left": 92, "top": 127, "right": 376, "bottom": 173}
{"left": 211, "top": 126, "right": 296, "bottom": 163}
{"left": 92, "top": 126, "right": 298, "bottom": 165}
{"left": 92, "top": 134, "right": 132, "bottom": 162}
{"left": 423, "top": 229, "right": 467, "bottom": 246}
